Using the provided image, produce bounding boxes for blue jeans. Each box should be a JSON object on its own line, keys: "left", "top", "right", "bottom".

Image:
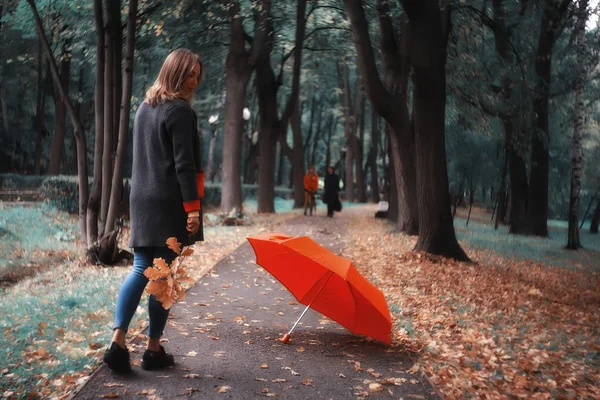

{"left": 113, "top": 247, "right": 176, "bottom": 338}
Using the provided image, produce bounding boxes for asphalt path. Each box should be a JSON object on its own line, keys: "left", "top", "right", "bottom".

{"left": 73, "top": 213, "right": 439, "bottom": 399}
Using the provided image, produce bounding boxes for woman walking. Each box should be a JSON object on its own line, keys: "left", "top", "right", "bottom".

{"left": 103, "top": 49, "right": 204, "bottom": 373}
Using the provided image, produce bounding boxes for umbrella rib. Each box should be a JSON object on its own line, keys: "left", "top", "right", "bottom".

{"left": 286, "top": 270, "right": 334, "bottom": 337}
{"left": 347, "top": 282, "right": 359, "bottom": 333}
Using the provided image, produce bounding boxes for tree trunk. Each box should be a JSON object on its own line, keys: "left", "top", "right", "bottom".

{"left": 344, "top": 0, "right": 419, "bottom": 234}
{"left": 289, "top": 106, "right": 307, "bottom": 207}
{"left": 303, "top": 97, "right": 316, "bottom": 164}
{"left": 566, "top": 0, "right": 587, "bottom": 250}
{"left": 206, "top": 124, "right": 218, "bottom": 183}
{"left": 105, "top": 0, "right": 137, "bottom": 237}
{"left": 277, "top": 143, "right": 285, "bottom": 186}
{"left": 0, "top": 88, "right": 8, "bottom": 140}
{"left": 406, "top": 0, "right": 468, "bottom": 260}
{"left": 221, "top": 0, "right": 270, "bottom": 213}
{"left": 356, "top": 94, "right": 367, "bottom": 202}
{"left": 310, "top": 102, "right": 323, "bottom": 167}
{"left": 221, "top": 18, "right": 252, "bottom": 212}
{"left": 386, "top": 132, "right": 398, "bottom": 222}
{"left": 100, "top": 0, "right": 117, "bottom": 235}
{"left": 581, "top": 186, "right": 599, "bottom": 229}
{"left": 367, "top": 109, "right": 380, "bottom": 203}
{"left": 277, "top": 0, "right": 307, "bottom": 209}
{"left": 495, "top": 146, "right": 508, "bottom": 230}
{"left": 514, "top": 0, "right": 569, "bottom": 237}
{"left": 112, "top": 0, "right": 123, "bottom": 149}
{"left": 255, "top": 14, "right": 279, "bottom": 213}
{"left": 507, "top": 122, "right": 529, "bottom": 230}
{"left": 34, "top": 40, "right": 46, "bottom": 175}
{"left": 71, "top": 59, "right": 86, "bottom": 174}
{"left": 337, "top": 63, "right": 356, "bottom": 202}
{"left": 47, "top": 45, "right": 71, "bottom": 175}
{"left": 490, "top": 0, "right": 528, "bottom": 232}
{"left": 28, "top": 0, "right": 88, "bottom": 246}
{"left": 590, "top": 199, "right": 600, "bottom": 233}
{"left": 378, "top": 0, "right": 419, "bottom": 233}
{"left": 87, "top": 0, "right": 105, "bottom": 246}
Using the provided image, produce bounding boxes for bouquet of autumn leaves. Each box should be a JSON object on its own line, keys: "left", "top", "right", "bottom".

{"left": 144, "top": 237, "right": 195, "bottom": 309}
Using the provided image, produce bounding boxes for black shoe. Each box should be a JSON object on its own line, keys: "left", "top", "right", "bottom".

{"left": 142, "top": 345, "right": 175, "bottom": 370}
{"left": 103, "top": 342, "right": 131, "bottom": 374}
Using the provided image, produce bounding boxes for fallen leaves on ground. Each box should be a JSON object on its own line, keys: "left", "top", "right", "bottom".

{"left": 215, "top": 385, "right": 231, "bottom": 393}
{"left": 342, "top": 207, "right": 600, "bottom": 399}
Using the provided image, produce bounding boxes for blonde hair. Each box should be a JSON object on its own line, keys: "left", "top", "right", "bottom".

{"left": 144, "top": 48, "right": 203, "bottom": 105}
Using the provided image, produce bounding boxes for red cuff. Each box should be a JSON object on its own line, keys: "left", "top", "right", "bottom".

{"left": 196, "top": 171, "right": 204, "bottom": 199}
{"left": 183, "top": 200, "right": 201, "bottom": 212}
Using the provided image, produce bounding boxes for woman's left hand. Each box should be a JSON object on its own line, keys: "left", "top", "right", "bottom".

{"left": 187, "top": 216, "right": 200, "bottom": 234}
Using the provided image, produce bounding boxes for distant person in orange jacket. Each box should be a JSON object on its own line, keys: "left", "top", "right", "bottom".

{"left": 303, "top": 165, "right": 319, "bottom": 216}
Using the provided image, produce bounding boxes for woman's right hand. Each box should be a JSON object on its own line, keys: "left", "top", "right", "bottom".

{"left": 187, "top": 216, "right": 200, "bottom": 234}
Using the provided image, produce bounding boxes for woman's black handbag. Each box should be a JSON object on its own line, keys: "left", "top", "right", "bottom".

{"left": 333, "top": 197, "right": 342, "bottom": 212}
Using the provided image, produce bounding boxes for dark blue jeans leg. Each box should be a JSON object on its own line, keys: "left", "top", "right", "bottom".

{"left": 113, "top": 247, "right": 176, "bottom": 338}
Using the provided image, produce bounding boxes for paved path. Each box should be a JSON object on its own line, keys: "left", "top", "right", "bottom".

{"left": 73, "top": 211, "right": 439, "bottom": 399}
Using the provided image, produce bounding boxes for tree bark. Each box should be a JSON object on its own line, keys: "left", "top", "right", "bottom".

{"left": 47, "top": 44, "right": 71, "bottom": 175}
{"left": 495, "top": 146, "right": 508, "bottom": 230}
{"left": 566, "top": 0, "right": 587, "bottom": 249}
{"left": 34, "top": 40, "right": 46, "bottom": 175}
{"left": 367, "top": 109, "right": 380, "bottom": 203}
{"left": 324, "top": 116, "right": 335, "bottom": 171}
{"left": 0, "top": 88, "right": 8, "bottom": 140}
{"left": 303, "top": 97, "right": 317, "bottom": 164}
{"left": 356, "top": 94, "right": 367, "bottom": 202}
{"left": 28, "top": 0, "right": 88, "bottom": 246}
{"left": 112, "top": 0, "right": 123, "bottom": 149}
{"left": 403, "top": 0, "right": 468, "bottom": 260}
{"left": 386, "top": 131, "right": 398, "bottom": 222}
{"left": 206, "top": 123, "right": 218, "bottom": 183}
{"left": 105, "top": 0, "right": 137, "bottom": 237}
{"left": 337, "top": 62, "right": 356, "bottom": 202}
{"left": 255, "top": 10, "right": 279, "bottom": 213}
{"left": 100, "top": 0, "right": 117, "bottom": 235}
{"left": 87, "top": 0, "right": 105, "bottom": 245}
{"left": 507, "top": 122, "right": 529, "bottom": 230}
{"left": 310, "top": 103, "right": 322, "bottom": 168}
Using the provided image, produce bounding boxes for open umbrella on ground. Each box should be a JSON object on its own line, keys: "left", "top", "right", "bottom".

{"left": 247, "top": 233, "right": 391, "bottom": 345}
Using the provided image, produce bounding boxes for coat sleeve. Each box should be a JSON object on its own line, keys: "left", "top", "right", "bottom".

{"left": 166, "top": 104, "right": 200, "bottom": 212}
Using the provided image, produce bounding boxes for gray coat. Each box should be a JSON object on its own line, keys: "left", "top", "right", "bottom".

{"left": 129, "top": 98, "right": 203, "bottom": 248}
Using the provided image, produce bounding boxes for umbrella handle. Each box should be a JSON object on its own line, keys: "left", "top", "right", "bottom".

{"left": 279, "top": 271, "right": 333, "bottom": 343}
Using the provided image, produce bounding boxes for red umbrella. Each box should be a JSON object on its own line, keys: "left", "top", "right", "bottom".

{"left": 247, "top": 233, "right": 391, "bottom": 345}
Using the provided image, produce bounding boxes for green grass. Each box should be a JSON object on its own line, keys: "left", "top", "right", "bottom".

{"left": 0, "top": 266, "right": 146, "bottom": 396}
{"left": 0, "top": 203, "right": 77, "bottom": 267}
{"left": 454, "top": 216, "right": 600, "bottom": 270}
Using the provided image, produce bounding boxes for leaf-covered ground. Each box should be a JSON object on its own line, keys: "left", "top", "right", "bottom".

{"left": 342, "top": 206, "right": 600, "bottom": 399}
{"left": 1, "top": 202, "right": 599, "bottom": 399}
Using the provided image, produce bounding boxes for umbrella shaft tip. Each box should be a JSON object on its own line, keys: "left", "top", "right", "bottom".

{"left": 279, "top": 334, "right": 291, "bottom": 344}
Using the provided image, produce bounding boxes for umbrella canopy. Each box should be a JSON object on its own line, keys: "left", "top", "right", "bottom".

{"left": 247, "top": 233, "right": 391, "bottom": 345}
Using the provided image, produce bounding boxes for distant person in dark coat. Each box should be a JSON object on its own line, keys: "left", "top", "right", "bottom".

{"left": 323, "top": 166, "right": 340, "bottom": 218}
{"left": 103, "top": 48, "right": 204, "bottom": 374}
